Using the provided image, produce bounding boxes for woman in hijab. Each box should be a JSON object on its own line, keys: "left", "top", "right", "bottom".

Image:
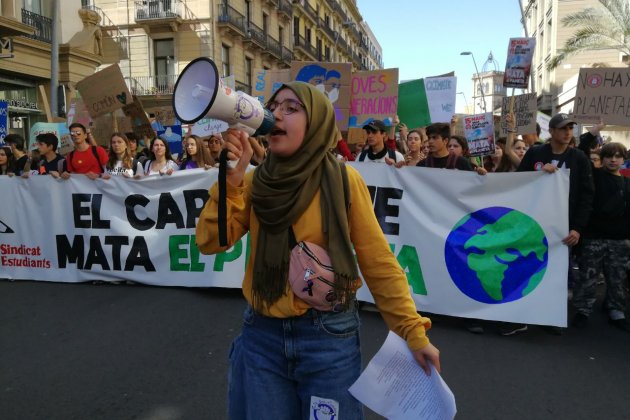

{"left": 196, "top": 81, "right": 440, "bottom": 419}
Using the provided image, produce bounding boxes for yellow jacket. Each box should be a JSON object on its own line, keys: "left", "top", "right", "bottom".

{"left": 196, "top": 165, "right": 431, "bottom": 351}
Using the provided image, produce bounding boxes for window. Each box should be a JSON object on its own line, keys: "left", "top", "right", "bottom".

{"left": 263, "top": 12, "right": 269, "bottom": 35}
{"left": 221, "top": 44, "right": 230, "bottom": 76}
{"left": 293, "top": 17, "right": 300, "bottom": 42}
{"left": 23, "top": 0, "right": 42, "bottom": 13}
{"left": 154, "top": 38, "right": 175, "bottom": 91}
{"left": 279, "top": 27, "right": 284, "bottom": 47}
{"left": 245, "top": 57, "right": 253, "bottom": 90}
{"left": 325, "top": 45, "right": 330, "bottom": 62}
{"left": 316, "top": 37, "right": 322, "bottom": 59}
{"left": 306, "top": 27, "right": 311, "bottom": 44}
{"left": 546, "top": 19, "right": 552, "bottom": 53}
{"left": 245, "top": 0, "right": 251, "bottom": 24}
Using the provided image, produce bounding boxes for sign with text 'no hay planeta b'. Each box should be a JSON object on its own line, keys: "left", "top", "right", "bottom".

{"left": 572, "top": 67, "right": 630, "bottom": 126}
{"left": 76, "top": 64, "right": 132, "bottom": 119}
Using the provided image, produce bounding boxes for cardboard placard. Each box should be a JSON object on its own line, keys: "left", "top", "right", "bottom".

{"left": 503, "top": 38, "right": 536, "bottom": 88}
{"left": 398, "top": 76, "right": 457, "bottom": 128}
{"left": 252, "top": 68, "right": 290, "bottom": 104}
{"left": 291, "top": 61, "right": 352, "bottom": 130}
{"left": 572, "top": 67, "right": 630, "bottom": 126}
{"left": 75, "top": 64, "right": 132, "bottom": 118}
{"left": 190, "top": 118, "right": 229, "bottom": 137}
{"left": 463, "top": 113, "right": 495, "bottom": 157}
{"left": 147, "top": 106, "right": 177, "bottom": 127}
{"left": 29, "top": 122, "right": 72, "bottom": 155}
{"left": 500, "top": 93, "right": 537, "bottom": 135}
{"left": 348, "top": 68, "right": 399, "bottom": 128}
{"left": 122, "top": 96, "right": 154, "bottom": 140}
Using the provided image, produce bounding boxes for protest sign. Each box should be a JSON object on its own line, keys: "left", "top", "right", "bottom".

{"left": 503, "top": 38, "right": 536, "bottom": 88}
{"left": 537, "top": 111, "right": 551, "bottom": 140}
{"left": 500, "top": 93, "right": 537, "bottom": 135}
{"left": 572, "top": 67, "right": 630, "bottom": 126}
{"left": 221, "top": 75, "right": 236, "bottom": 90}
{"left": 66, "top": 97, "right": 92, "bottom": 128}
{"left": 398, "top": 76, "right": 457, "bottom": 128}
{"left": 147, "top": 106, "right": 177, "bottom": 127}
{"left": 0, "top": 165, "right": 569, "bottom": 327}
{"left": 463, "top": 113, "right": 495, "bottom": 157}
{"left": 251, "top": 68, "right": 290, "bottom": 104}
{"left": 157, "top": 125, "right": 183, "bottom": 156}
{"left": 0, "top": 100, "right": 7, "bottom": 143}
{"left": 29, "top": 122, "right": 72, "bottom": 154}
{"left": 122, "top": 96, "right": 154, "bottom": 139}
{"left": 75, "top": 64, "right": 131, "bottom": 118}
{"left": 348, "top": 68, "right": 399, "bottom": 128}
{"left": 291, "top": 61, "right": 352, "bottom": 130}
{"left": 190, "top": 118, "right": 229, "bottom": 137}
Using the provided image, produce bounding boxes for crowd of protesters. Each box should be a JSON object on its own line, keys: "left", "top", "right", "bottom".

{"left": 1, "top": 109, "right": 629, "bottom": 336}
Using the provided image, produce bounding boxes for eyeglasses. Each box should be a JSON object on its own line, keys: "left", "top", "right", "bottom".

{"left": 70, "top": 131, "right": 84, "bottom": 136}
{"left": 267, "top": 99, "right": 305, "bottom": 115}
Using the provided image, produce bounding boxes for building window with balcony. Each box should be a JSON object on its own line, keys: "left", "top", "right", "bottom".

{"left": 293, "top": 17, "right": 300, "bottom": 43}
{"left": 23, "top": 0, "right": 42, "bottom": 14}
{"left": 222, "top": 44, "right": 230, "bottom": 77}
{"left": 279, "top": 26, "right": 284, "bottom": 47}
{"left": 306, "top": 27, "right": 311, "bottom": 44}
{"left": 245, "top": 0, "right": 252, "bottom": 24}
{"left": 154, "top": 39, "right": 175, "bottom": 93}
{"left": 263, "top": 12, "right": 269, "bottom": 35}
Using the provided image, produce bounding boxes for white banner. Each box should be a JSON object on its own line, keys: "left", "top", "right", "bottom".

{"left": 0, "top": 166, "right": 569, "bottom": 326}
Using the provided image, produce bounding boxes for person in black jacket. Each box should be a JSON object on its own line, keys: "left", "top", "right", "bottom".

{"left": 499, "top": 113, "right": 595, "bottom": 336}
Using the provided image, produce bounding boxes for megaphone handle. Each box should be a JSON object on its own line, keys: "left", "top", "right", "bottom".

{"left": 218, "top": 148, "right": 229, "bottom": 247}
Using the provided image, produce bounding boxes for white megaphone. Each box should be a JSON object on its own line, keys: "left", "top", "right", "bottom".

{"left": 172, "top": 57, "right": 275, "bottom": 136}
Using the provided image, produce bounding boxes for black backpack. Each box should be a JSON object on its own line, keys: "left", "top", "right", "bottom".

{"left": 65, "top": 146, "right": 104, "bottom": 173}
{"left": 358, "top": 147, "right": 396, "bottom": 162}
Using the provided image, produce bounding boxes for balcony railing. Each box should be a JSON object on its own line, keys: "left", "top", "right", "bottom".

{"left": 125, "top": 74, "right": 178, "bottom": 96}
{"left": 246, "top": 22, "right": 266, "bottom": 47}
{"left": 21, "top": 9, "right": 52, "bottom": 43}
{"left": 277, "top": 0, "right": 293, "bottom": 18}
{"left": 294, "top": 35, "right": 317, "bottom": 59}
{"left": 266, "top": 35, "right": 281, "bottom": 58}
{"left": 281, "top": 46, "right": 293, "bottom": 64}
{"left": 217, "top": 4, "right": 246, "bottom": 35}
{"left": 135, "top": 0, "right": 183, "bottom": 21}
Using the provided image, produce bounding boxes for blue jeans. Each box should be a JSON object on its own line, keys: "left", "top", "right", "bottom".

{"left": 228, "top": 303, "right": 364, "bottom": 420}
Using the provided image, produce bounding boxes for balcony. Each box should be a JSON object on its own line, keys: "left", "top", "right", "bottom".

{"left": 135, "top": 0, "right": 183, "bottom": 31}
{"left": 125, "top": 74, "right": 178, "bottom": 96}
{"left": 292, "top": 0, "right": 317, "bottom": 25}
{"left": 293, "top": 35, "right": 317, "bottom": 60}
{"left": 265, "top": 34, "right": 282, "bottom": 59}
{"left": 280, "top": 46, "right": 293, "bottom": 66}
{"left": 217, "top": 4, "right": 246, "bottom": 38}
{"left": 317, "top": 17, "right": 335, "bottom": 41}
{"left": 263, "top": 0, "right": 279, "bottom": 7}
{"left": 21, "top": 9, "right": 52, "bottom": 43}
{"left": 243, "top": 22, "right": 266, "bottom": 49}
{"left": 277, "top": 0, "right": 293, "bottom": 21}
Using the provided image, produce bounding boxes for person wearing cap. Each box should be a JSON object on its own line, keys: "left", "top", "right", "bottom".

{"left": 510, "top": 112, "right": 594, "bottom": 335}
{"left": 357, "top": 119, "right": 404, "bottom": 164}
{"left": 35, "top": 133, "right": 65, "bottom": 177}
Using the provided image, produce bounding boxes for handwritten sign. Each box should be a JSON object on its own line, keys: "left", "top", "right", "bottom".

{"left": 147, "top": 106, "right": 177, "bottom": 127}
{"left": 291, "top": 61, "right": 352, "bottom": 130}
{"left": 190, "top": 118, "right": 229, "bottom": 137}
{"left": 348, "top": 68, "right": 399, "bottom": 128}
{"left": 398, "top": 76, "right": 457, "bottom": 128}
{"left": 572, "top": 67, "right": 630, "bottom": 126}
{"left": 252, "top": 68, "right": 290, "bottom": 104}
{"left": 500, "top": 93, "right": 537, "bottom": 135}
{"left": 463, "top": 113, "right": 495, "bottom": 157}
{"left": 122, "top": 96, "right": 154, "bottom": 139}
{"left": 29, "top": 123, "right": 72, "bottom": 155}
{"left": 75, "top": 64, "right": 131, "bottom": 118}
{"left": 503, "top": 38, "right": 536, "bottom": 88}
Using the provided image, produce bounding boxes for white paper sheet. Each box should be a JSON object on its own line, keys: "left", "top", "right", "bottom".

{"left": 349, "top": 331, "right": 456, "bottom": 420}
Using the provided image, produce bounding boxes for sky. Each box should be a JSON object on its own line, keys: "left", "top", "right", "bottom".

{"left": 356, "top": 1, "right": 524, "bottom": 112}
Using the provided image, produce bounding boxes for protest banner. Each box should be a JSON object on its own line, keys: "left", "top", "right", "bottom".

{"left": 398, "top": 76, "right": 457, "bottom": 128}
{"left": 190, "top": 118, "right": 229, "bottom": 137}
{"left": 348, "top": 68, "right": 399, "bottom": 128}
{"left": 572, "top": 67, "right": 630, "bottom": 126}
{"left": 503, "top": 37, "right": 536, "bottom": 88}
{"left": 291, "top": 61, "right": 352, "bottom": 130}
{"left": 463, "top": 113, "right": 495, "bottom": 157}
{"left": 75, "top": 64, "right": 131, "bottom": 118}
{"left": 251, "top": 68, "right": 290, "bottom": 104}
{"left": 500, "top": 93, "right": 537, "bottom": 135}
{"left": 29, "top": 122, "right": 72, "bottom": 154}
{"left": 0, "top": 166, "right": 569, "bottom": 327}
{"left": 122, "top": 96, "right": 154, "bottom": 139}
{"left": 0, "top": 100, "right": 7, "bottom": 144}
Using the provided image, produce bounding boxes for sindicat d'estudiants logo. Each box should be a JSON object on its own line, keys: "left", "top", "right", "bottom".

{"left": 444, "top": 207, "right": 548, "bottom": 304}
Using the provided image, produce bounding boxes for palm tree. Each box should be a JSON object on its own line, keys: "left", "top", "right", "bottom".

{"left": 546, "top": 0, "right": 630, "bottom": 71}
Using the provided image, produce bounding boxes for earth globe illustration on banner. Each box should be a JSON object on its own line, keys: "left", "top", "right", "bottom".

{"left": 444, "top": 206, "right": 548, "bottom": 304}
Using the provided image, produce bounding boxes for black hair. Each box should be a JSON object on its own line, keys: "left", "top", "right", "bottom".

{"left": 599, "top": 142, "right": 627, "bottom": 160}
{"left": 425, "top": 123, "right": 450, "bottom": 140}
{"left": 4, "top": 133, "right": 25, "bottom": 151}
{"left": 36, "top": 133, "right": 59, "bottom": 151}
{"left": 68, "top": 122, "right": 87, "bottom": 133}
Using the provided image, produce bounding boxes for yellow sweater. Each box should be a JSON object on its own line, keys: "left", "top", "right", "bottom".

{"left": 196, "top": 165, "right": 431, "bottom": 351}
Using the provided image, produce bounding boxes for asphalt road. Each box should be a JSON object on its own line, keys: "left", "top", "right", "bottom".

{"left": 1, "top": 280, "right": 629, "bottom": 420}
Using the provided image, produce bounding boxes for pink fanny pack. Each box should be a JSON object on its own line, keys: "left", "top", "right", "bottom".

{"left": 288, "top": 241, "right": 346, "bottom": 312}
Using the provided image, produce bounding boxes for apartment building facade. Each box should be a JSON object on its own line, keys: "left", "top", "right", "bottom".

{"left": 88, "top": 0, "right": 380, "bottom": 109}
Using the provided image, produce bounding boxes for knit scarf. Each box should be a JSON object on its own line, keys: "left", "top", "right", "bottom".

{"left": 250, "top": 81, "right": 359, "bottom": 311}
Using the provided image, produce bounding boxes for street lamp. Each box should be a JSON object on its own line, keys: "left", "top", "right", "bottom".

{"left": 460, "top": 51, "right": 487, "bottom": 114}
{"left": 457, "top": 91, "right": 469, "bottom": 113}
